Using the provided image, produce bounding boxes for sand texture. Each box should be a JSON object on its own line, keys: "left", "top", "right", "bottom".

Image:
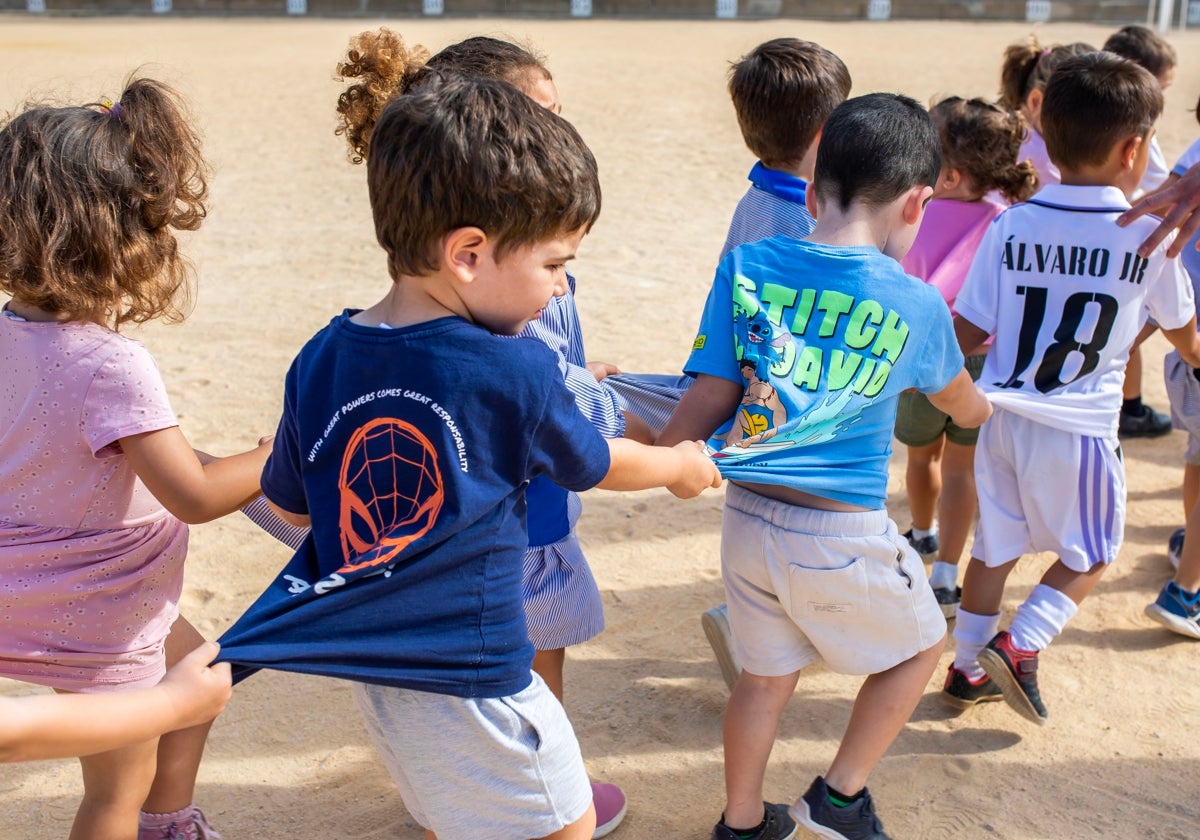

{"left": 1, "top": 16, "right": 1199, "bottom": 839}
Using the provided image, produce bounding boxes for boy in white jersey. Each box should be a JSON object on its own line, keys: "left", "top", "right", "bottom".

{"left": 662, "top": 93, "right": 991, "bottom": 840}
{"left": 946, "top": 52, "right": 1200, "bottom": 724}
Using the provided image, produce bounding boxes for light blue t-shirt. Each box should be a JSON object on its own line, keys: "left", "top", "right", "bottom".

{"left": 685, "top": 237, "right": 964, "bottom": 509}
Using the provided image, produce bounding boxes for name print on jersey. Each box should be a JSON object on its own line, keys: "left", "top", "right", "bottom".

{"left": 1001, "top": 236, "right": 1150, "bottom": 285}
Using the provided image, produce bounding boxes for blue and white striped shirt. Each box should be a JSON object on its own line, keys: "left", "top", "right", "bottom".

{"left": 720, "top": 162, "right": 816, "bottom": 260}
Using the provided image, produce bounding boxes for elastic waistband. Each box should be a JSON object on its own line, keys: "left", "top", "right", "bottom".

{"left": 725, "top": 483, "right": 889, "bottom": 537}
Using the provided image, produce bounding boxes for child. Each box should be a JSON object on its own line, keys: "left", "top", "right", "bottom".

{"left": 660, "top": 92, "right": 991, "bottom": 840}
{"left": 896, "top": 96, "right": 1038, "bottom": 621}
{"left": 1146, "top": 93, "right": 1200, "bottom": 640}
{"left": 1103, "top": 24, "right": 1180, "bottom": 438}
{"left": 216, "top": 74, "right": 720, "bottom": 840}
{"left": 1103, "top": 24, "right": 1177, "bottom": 198}
{"left": 998, "top": 39, "right": 1095, "bottom": 189}
{"left": 947, "top": 52, "right": 1200, "bottom": 724}
{"left": 692, "top": 37, "right": 851, "bottom": 692}
{"left": 0, "top": 643, "right": 231, "bottom": 764}
{"left": 242, "top": 28, "right": 645, "bottom": 835}
{"left": 0, "top": 78, "right": 273, "bottom": 840}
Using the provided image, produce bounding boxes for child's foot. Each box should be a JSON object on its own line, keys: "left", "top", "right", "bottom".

{"left": 789, "top": 776, "right": 891, "bottom": 840}
{"left": 941, "top": 664, "right": 1002, "bottom": 709}
{"left": 902, "top": 528, "right": 938, "bottom": 559}
{"left": 701, "top": 603, "right": 741, "bottom": 691}
{"left": 1167, "top": 527, "right": 1185, "bottom": 570}
{"left": 1145, "top": 581, "right": 1200, "bottom": 640}
{"left": 138, "top": 805, "right": 222, "bottom": 840}
{"left": 978, "top": 631, "right": 1047, "bottom": 725}
{"left": 932, "top": 585, "right": 961, "bottom": 619}
{"left": 591, "top": 781, "right": 628, "bottom": 838}
{"left": 1118, "top": 403, "right": 1172, "bottom": 438}
{"left": 710, "top": 802, "right": 797, "bottom": 840}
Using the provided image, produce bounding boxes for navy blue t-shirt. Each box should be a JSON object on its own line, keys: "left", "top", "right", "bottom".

{"left": 218, "top": 313, "right": 611, "bottom": 698}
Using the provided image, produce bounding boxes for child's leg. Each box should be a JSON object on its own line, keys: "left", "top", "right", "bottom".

{"left": 141, "top": 615, "right": 219, "bottom": 833}
{"left": 1184, "top": 461, "right": 1200, "bottom": 517}
{"left": 720, "top": 670, "right": 801, "bottom": 828}
{"left": 72, "top": 737, "right": 160, "bottom": 840}
{"left": 532, "top": 648, "right": 566, "bottom": 702}
{"left": 952, "top": 557, "right": 1018, "bottom": 680}
{"left": 1176, "top": 480, "right": 1200, "bottom": 593}
{"left": 825, "top": 638, "right": 943, "bottom": 797}
{"left": 904, "top": 438, "right": 943, "bottom": 534}
{"left": 935, "top": 440, "right": 977, "bottom": 569}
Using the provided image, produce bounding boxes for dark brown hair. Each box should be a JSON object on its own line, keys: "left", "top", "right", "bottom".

{"left": 1042, "top": 52, "right": 1163, "bottom": 172}
{"left": 727, "top": 38, "right": 851, "bottom": 170}
{"left": 366, "top": 74, "right": 600, "bottom": 279}
{"left": 336, "top": 28, "right": 549, "bottom": 164}
{"left": 998, "top": 39, "right": 1095, "bottom": 112}
{"left": 0, "top": 77, "right": 205, "bottom": 328}
{"left": 1103, "top": 25, "right": 1177, "bottom": 79}
{"left": 931, "top": 97, "right": 1038, "bottom": 203}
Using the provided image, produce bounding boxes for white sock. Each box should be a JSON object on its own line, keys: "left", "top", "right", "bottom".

{"left": 930, "top": 561, "right": 958, "bottom": 590}
{"left": 913, "top": 523, "right": 938, "bottom": 541}
{"left": 1009, "top": 583, "right": 1078, "bottom": 652}
{"left": 952, "top": 607, "right": 1000, "bottom": 682}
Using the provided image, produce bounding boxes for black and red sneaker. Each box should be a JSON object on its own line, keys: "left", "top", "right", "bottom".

{"left": 978, "top": 631, "right": 1047, "bottom": 725}
{"left": 941, "top": 665, "right": 1003, "bottom": 710}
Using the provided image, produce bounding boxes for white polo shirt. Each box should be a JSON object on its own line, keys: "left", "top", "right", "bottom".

{"left": 957, "top": 183, "right": 1195, "bottom": 439}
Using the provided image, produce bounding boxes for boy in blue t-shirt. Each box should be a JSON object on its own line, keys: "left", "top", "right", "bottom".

{"left": 660, "top": 93, "right": 991, "bottom": 840}
{"left": 216, "top": 76, "right": 720, "bottom": 840}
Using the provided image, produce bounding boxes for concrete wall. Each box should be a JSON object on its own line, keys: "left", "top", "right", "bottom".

{"left": 0, "top": 0, "right": 1156, "bottom": 21}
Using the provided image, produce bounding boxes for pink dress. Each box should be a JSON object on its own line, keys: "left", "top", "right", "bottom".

{"left": 0, "top": 310, "right": 186, "bottom": 692}
{"left": 902, "top": 197, "right": 1007, "bottom": 314}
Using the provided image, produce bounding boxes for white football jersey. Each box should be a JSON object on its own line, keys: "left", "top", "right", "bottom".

{"left": 957, "top": 184, "right": 1196, "bottom": 438}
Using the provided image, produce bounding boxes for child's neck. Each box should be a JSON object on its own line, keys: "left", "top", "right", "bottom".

{"left": 766, "top": 142, "right": 818, "bottom": 182}
{"left": 353, "top": 275, "right": 464, "bottom": 330}
{"left": 807, "top": 206, "right": 890, "bottom": 252}
{"left": 5, "top": 300, "right": 78, "bottom": 324}
{"left": 1058, "top": 168, "right": 1129, "bottom": 192}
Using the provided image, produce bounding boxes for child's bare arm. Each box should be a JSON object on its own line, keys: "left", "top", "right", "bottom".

{"left": 266, "top": 498, "right": 312, "bottom": 529}
{"left": 1161, "top": 317, "right": 1200, "bottom": 368}
{"left": 122, "top": 427, "right": 272, "bottom": 524}
{"left": 597, "top": 438, "right": 721, "bottom": 498}
{"left": 621, "top": 410, "right": 657, "bottom": 445}
{"left": 928, "top": 369, "right": 992, "bottom": 429}
{"left": 953, "top": 315, "right": 991, "bottom": 358}
{"left": 0, "top": 642, "right": 231, "bottom": 763}
{"left": 657, "top": 374, "right": 744, "bottom": 447}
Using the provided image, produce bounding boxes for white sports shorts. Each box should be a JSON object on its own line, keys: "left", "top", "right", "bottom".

{"left": 1164, "top": 348, "right": 1200, "bottom": 465}
{"left": 972, "top": 406, "right": 1125, "bottom": 572}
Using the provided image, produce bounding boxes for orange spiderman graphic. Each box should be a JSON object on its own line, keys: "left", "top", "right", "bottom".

{"left": 337, "top": 417, "right": 444, "bottom": 575}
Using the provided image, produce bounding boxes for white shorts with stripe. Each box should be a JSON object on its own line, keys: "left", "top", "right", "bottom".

{"left": 972, "top": 406, "right": 1125, "bottom": 573}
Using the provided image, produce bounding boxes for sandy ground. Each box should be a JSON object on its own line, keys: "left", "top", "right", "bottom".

{"left": 2, "top": 15, "right": 1199, "bottom": 840}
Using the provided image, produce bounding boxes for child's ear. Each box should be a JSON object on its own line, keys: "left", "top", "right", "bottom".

{"left": 902, "top": 185, "right": 935, "bottom": 225}
{"left": 1119, "top": 133, "right": 1145, "bottom": 171}
{"left": 805, "top": 183, "right": 820, "bottom": 220}
{"left": 442, "top": 227, "right": 490, "bottom": 284}
{"left": 1025, "top": 88, "right": 1044, "bottom": 122}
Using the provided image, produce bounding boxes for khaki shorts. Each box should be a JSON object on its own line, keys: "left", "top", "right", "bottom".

{"left": 894, "top": 354, "right": 987, "bottom": 448}
{"left": 721, "top": 484, "right": 946, "bottom": 677}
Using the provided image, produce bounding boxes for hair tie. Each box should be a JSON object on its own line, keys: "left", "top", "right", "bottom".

{"left": 99, "top": 98, "right": 124, "bottom": 120}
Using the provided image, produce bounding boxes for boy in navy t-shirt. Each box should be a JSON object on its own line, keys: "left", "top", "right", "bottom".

{"left": 660, "top": 94, "right": 991, "bottom": 840}
{"left": 217, "top": 76, "right": 720, "bottom": 840}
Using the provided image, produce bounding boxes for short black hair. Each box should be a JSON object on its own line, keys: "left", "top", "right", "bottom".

{"left": 1042, "top": 51, "right": 1162, "bottom": 172}
{"left": 813, "top": 93, "right": 941, "bottom": 211}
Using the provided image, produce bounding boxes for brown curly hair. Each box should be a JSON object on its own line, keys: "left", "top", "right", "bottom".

{"left": 0, "top": 76, "right": 206, "bottom": 328}
{"left": 930, "top": 96, "right": 1038, "bottom": 204}
{"left": 335, "top": 28, "right": 549, "bottom": 165}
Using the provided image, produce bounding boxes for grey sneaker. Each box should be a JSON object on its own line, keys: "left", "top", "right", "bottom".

{"left": 902, "top": 528, "right": 938, "bottom": 558}
{"left": 790, "top": 776, "right": 891, "bottom": 840}
{"left": 710, "top": 802, "right": 797, "bottom": 840}
{"left": 933, "top": 585, "right": 961, "bottom": 619}
{"left": 701, "top": 603, "right": 741, "bottom": 691}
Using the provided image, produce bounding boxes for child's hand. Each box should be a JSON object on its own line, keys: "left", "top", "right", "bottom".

{"left": 159, "top": 641, "right": 233, "bottom": 729}
{"left": 586, "top": 361, "right": 621, "bottom": 382}
{"left": 666, "top": 440, "right": 723, "bottom": 499}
